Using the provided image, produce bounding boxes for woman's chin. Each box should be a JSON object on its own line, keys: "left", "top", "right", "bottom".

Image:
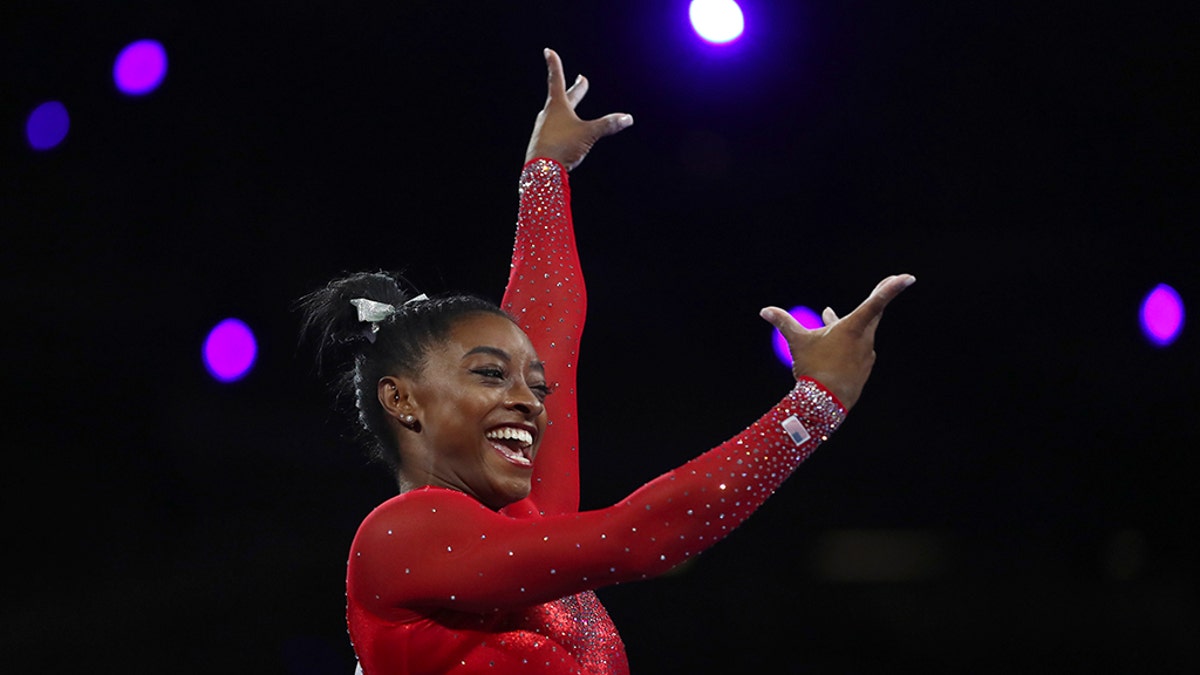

{"left": 502, "top": 479, "right": 532, "bottom": 505}
{"left": 508, "top": 479, "right": 532, "bottom": 502}
{"left": 479, "top": 476, "right": 532, "bottom": 511}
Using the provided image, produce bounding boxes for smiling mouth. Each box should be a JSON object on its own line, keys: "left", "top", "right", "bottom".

{"left": 485, "top": 427, "right": 535, "bottom": 468}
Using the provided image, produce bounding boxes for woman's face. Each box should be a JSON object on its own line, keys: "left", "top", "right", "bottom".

{"left": 405, "top": 312, "right": 549, "bottom": 509}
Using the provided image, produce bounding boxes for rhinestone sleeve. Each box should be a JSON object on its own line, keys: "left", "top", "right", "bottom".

{"left": 501, "top": 158, "right": 584, "bottom": 518}
{"left": 348, "top": 378, "right": 845, "bottom": 614}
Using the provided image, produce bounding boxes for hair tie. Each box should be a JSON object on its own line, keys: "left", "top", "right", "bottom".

{"left": 350, "top": 294, "right": 429, "bottom": 342}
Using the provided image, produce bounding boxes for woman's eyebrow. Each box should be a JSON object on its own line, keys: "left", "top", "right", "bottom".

{"left": 463, "top": 346, "right": 510, "bottom": 361}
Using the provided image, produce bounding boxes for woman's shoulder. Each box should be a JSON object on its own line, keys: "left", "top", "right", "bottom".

{"left": 348, "top": 487, "right": 495, "bottom": 616}
{"left": 357, "top": 486, "right": 492, "bottom": 538}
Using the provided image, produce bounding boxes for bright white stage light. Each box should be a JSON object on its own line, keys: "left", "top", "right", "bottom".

{"left": 689, "top": 0, "right": 745, "bottom": 45}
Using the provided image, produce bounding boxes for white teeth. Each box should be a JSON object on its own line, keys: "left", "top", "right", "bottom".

{"left": 485, "top": 427, "right": 533, "bottom": 446}
{"left": 485, "top": 427, "right": 534, "bottom": 467}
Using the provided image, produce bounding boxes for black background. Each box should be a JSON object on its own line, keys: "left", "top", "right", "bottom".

{"left": 3, "top": 1, "right": 1198, "bottom": 672}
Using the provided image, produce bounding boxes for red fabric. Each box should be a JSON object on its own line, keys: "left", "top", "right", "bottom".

{"left": 499, "top": 158, "right": 586, "bottom": 519}
{"left": 345, "top": 159, "right": 846, "bottom": 674}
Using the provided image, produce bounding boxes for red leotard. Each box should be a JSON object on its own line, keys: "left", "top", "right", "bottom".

{"left": 345, "top": 159, "right": 847, "bottom": 674}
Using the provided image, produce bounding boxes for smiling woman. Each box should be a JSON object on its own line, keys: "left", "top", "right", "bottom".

{"left": 298, "top": 48, "right": 911, "bottom": 675}
{"left": 383, "top": 313, "right": 551, "bottom": 509}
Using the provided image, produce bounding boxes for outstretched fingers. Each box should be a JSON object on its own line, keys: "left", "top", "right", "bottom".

{"left": 841, "top": 274, "right": 916, "bottom": 339}
{"left": 529, "top": 48, "right": 634, "bottom": 171}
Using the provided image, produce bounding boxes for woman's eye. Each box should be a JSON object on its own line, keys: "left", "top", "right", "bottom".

{"left": 473, "top": 368, "right": 505, "bottom": 379}
{"left": 532, "top": 384, "right": 554, "bottom": 400}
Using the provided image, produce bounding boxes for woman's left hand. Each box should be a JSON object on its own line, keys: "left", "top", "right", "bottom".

{"left": 760, "top": 274, "right": 916, "bottom": 411}
{"left": 525, "top": 48, "right": 634, "bottom": 171}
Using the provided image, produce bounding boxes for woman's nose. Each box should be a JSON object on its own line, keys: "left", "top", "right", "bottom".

{"left": 506, "top": 383, "right": 545, "bottom": 417}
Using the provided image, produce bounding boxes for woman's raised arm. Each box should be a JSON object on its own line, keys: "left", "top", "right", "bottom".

{"left": 500, "top": 50, "right": 633, "bottom": 517}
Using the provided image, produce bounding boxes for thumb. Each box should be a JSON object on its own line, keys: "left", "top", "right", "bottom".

{"left": 591, "top": 113, "right": 634, "bottom": 139}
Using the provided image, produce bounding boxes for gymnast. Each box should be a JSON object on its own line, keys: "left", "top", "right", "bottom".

{"left": 298, "top": 48, "right": 914, "bottom": 674}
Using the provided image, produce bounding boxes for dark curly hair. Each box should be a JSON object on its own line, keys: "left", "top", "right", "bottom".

{"left": 296, "top": 271, "right": 510, "bottom": 469}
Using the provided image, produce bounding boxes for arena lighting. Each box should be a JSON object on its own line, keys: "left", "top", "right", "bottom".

{"left": 113, "top": 39, "right": 168, "bottom": 95}
{"left": 203, "top": 318, "right": 258, "bottom": 382}
{"left": 772, "top": 306, "right": 823, "bottom": 366}
{"left": 1139, "top": 283, "right": 1184, "bottom": 347}
{"left": 689, "top": 0, "right": 745, "bottom": 45}
{"left": 26, "top": 101, "right": 70, "bottom": 150}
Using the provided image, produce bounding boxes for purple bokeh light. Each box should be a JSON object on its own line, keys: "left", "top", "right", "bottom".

{"left": 114, "top": 39, "right": 168, "bottom": 95}
{"left": 1139, "top": 284, "right": 1184, "bottom": 347}
{"left": 26, "top": 101, "right": 70, "bottom": 150}
{"left": 772, "top": 306, "right": 824, "bottom": 366}
{"left": 689, "top": 0, "right": 745, "bottom": 45}
{"left": 203, "top": 318, "right": 258, "bottom": 382}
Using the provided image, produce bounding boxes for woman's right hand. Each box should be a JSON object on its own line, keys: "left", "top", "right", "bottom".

{"left": 524, "top": 48, "right": 633, "bottom": 171}
{"left": 759, "top": 274, "right": 916, "bottom": 410}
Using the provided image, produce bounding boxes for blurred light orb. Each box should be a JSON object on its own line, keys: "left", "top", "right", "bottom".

{"left": 689, "top": 0, "right": 745, "bottom": 44}
{"left": 773, "top": 306, "right": 823, "bottom": 366}
{"left": 204, "top": 318, "right": 257, "bottom": 382}
{"left": 114, "top": 39, "right": 168, "bottom": 95}
{"left": 1139, "top": 283, "right": 1184, "bottom": 347}
{"left": 26, "top": 101, "right": 70, "bottom": 150}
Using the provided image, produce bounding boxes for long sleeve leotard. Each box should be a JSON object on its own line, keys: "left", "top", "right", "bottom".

{"left": 345, "top": 159, "right": 847, "bottom": 675}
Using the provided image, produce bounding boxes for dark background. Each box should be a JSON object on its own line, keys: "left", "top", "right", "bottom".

{"left": 3, "top": 1, "right": 1197, "bottom": 672}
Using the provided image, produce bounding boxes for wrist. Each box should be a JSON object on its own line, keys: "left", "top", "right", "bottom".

{"left": 520, "top": 158, "right": 572, "bottom": 201}
{"left": 524, "top": 156, "right": 566, "bottom": 171}
{"left": 791, "top": 377, "right": 848, "bottom": 437}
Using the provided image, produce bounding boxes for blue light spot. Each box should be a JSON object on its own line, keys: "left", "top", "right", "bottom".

{"left": 203, "top": 318, "right": 257, "bottom": 382}
{"left": 689, "top": 0, "right": 745, "bottom": 45}
{"left": 772, "top": 306, "right": 823, "bottom": 366}
{"left": 1139, "top": 284, "right": 1184, "bottom": 347}
{"left": 114, "top": 39, "right": 168, "bottom": 95}
{"left": 26, "top": 101, "right": 70, "bottom": 150}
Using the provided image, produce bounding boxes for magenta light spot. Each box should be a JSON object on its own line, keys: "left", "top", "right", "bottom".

{"left": 114, "top": 39, "right": 168, "bottom": 95}
{"left": 772, "top": 306, "right": 824, "bottom": 366}
{"left": 26, "top": 101, "right": 70, "bottom": 150}
{"left": 1139, "top": 284, "right": 1184, "bottom": 347}
{"left": 689, "top": 0, "right": 745, "bottom": 44}
{"left": 203, "top": 318, "right": 257, "bottom": 382}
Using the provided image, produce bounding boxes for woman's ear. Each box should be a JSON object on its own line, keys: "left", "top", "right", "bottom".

{"left": 379, "top": 376, "right": 421, "bottom": 431}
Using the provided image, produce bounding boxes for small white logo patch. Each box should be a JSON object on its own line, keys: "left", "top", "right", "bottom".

{"left": 781, "top": 415, "right": 811, "bottom": 446}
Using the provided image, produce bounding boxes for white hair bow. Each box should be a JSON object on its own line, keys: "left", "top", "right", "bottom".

{"left": 349, "top": 294, "right": 428, "bottom": 342}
